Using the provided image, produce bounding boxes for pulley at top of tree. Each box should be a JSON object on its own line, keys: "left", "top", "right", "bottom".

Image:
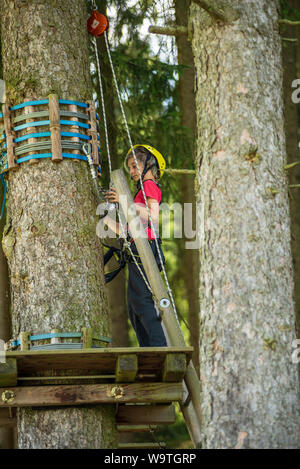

{"left": 87, "top": 9, "right": 109, "bottom": 37}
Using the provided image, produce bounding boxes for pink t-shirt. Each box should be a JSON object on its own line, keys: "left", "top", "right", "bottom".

{"left": 133, "top": 180, "right": 161, "bottom": 240}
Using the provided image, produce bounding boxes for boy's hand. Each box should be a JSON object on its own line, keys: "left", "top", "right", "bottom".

{"left": 106, "top": 187, "right": 119, "bottom": 204}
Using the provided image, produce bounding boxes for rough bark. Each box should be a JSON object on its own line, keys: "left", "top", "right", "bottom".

{"left": 190, "top": 0, "right": 300, "bottom": 448}
{"left": 282, "top": 0, "right": 300, "bottom": 338}
{"left": 175, "top": 0, "right": 200, "bottom": 376}
{"left": 1, "top": 0, "right": 118, "bottom": 449}
{"left": 0, "top": 33, "right": 14, "bottom": 449}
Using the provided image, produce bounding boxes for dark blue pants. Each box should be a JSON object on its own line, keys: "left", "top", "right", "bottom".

{"left": 127, "top": 240, "right": 167, "bottom": 347}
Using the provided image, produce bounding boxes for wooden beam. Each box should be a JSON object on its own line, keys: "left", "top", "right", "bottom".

{"left": 0, "top": 408, "right": 16, "bottom": 427}
{"left": 68, "top": 101, "right": 80, "bottom": 160}
{"left": 5, "top": 347, "right": 193, "bottom": 379}
{"left": 0, "top": 417, "right": 16, "bottom": 427}
{"left": 148, "top": 25, "right": 188, "bottom": 37}
{"left": 115, "top": 354, "right": 138, "bottom": 383}
{"left": 116, "top": 404, "right": 176, "bottom": 425}
{"left": 81, "top": 327, "right": 93, "bottom": 349}
{"left": 0, "top": 382, "right": 183, "bottom": 407}
{"left": 0, "top": 359, "right": 17, "bottom": 387}
{"left": 87, "top": 100, "right": 99, "bottom": 165}
{"left": 119, "top": 442, "right": 166, "bottom": 449}
{"left": 3, "top": 104, "right": 17, "bottom": 170}
{"left": 117, "top": 425, "right": 158, "bottom": 433}
{"left": 164, "top": 168, "right": 195, "bottom": 176}
{"left": 279, "top": 19, "right": 300, "bottom": 26}
{"left": 19, "top": 332, "right": 30, "bottom": 351}
{"left": 49, "top": 94, "right": 62, "bottom": 162}
{"left": 192, "top": 0, "right": 239, "bottom": 23}
{"left": 25, "top": 101, "right": 39, "bottom": 166}
{"left": 162, "top": 353, "right": 186, "bottom": 382}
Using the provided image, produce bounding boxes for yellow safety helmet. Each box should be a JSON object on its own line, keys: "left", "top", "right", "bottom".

{"left": 125, "top": 144, "right": 166, "bottom": 179}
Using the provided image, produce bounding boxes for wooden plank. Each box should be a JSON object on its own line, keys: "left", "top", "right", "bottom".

{"left": 0, "top": 408, "right": 16, "bottom": 427}
{"left": 116, "top": 404, "right": 176, "bottom": 425}
{"left": 0, "top": 359, "right": 17, "bottom": 387}
{"left": 117, "top": 425, "right": 158, "bottom": 433}
{"left": 50, "top": 329, "right": 61, "bottom": 345}
{"left": 3, "top": 104, "right": 17, "bottom": 170}
{"left": 49, "top": 94, "right": 62, "bottom": 162}
{"left": 0, "top": 417, "right": 16, "bottom": 427}
{"left": 68, "top": 102, "right": 80, "bottom": 159}
{"left": 0, "top": 382, "right": 183, "bottom": 407}
{"left": 19, "top": 332, "right": 30, "bottom": 352}
{"left": 25, "top": 100, "right": 39, "bottom": 165}
{"left": 81, "top": 327, "right": 93, "bottom": 349}
{"left": 162, "top": 353, "right": 187, "bottom": 382}
{"left": 116, "top": 354, "right": 138, "bottom": 383}
{"left": 118, "top": 442, "right": 166, "bottom": 449}
{"left": 87, "top": 100, "right": 99, "bottom": 165}
{"left": 6, "top": 347, "right": 193, "bottom": 378}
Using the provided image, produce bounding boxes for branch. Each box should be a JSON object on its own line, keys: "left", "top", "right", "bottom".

{"left": 279, "top": 19, "right": 300, "bottom": 26}
{"left": 148, "top": 25, "right": 188, "bottom": 37}
{"left": 164, "top": 168, "right": 195, "bottom": 176}
{"left": 192, "top": 0, "right": 239, "bottom": 23}
{"left": 284, "top": 161, "right": 300, "bottom": 169}
{"left": 282, "top": 37, "right": 298, "bottom": 42}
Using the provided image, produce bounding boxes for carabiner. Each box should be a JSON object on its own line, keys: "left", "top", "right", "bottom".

{"left": 82, "top": 142, "right": 92, "bottom": 157}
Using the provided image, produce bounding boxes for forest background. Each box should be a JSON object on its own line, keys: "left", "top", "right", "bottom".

{"left": 0, "top": 0, "right": 300, "bottom": 449}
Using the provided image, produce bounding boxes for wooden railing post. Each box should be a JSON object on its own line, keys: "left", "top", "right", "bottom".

{"left": 3, "top": 104, "right": 17, "bottom": 170}
{"left": 49, "top": 94, "right": 62, "bottom": 162}
{"left": 87, "top": 100, "right": 99, "bottom": 165}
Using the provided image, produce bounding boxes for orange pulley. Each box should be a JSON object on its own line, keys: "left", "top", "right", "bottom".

{"left": 87, "top": 10, "right": 109, "bottom": 37}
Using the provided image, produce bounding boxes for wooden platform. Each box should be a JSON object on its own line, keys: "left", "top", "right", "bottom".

{"left": 0, "top": 347, "right": 193, "bottom": 408}
{"left": 2, "top": 346, "right": 193, "bottom": 384}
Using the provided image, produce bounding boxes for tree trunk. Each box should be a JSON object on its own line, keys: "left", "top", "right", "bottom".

{"left": 1, "top": 0, "right": 118, "bottom": 449}
{"left": 283, "top": 0, "right": 300, "bottom": 338}
{"left": 175, "top": 0, "right": 200, "bottom": 376}
{"left": 190, "top": 0, "right": 300, "bottom": 448}
{"left": 0, "top": 41, "right": 14, "bottom": 449}
{"left": 282, "top": 0, "right": 300, "bottom": 337}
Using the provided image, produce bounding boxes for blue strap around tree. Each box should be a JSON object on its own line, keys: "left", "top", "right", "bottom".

{"left": 13, "top": 120, "right": 90, "bottom": 132}
{"left": 10, "top": 99, "right": 89, "bottom": 111}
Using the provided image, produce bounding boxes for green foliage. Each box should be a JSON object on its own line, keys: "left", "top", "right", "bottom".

{"left": 280, "top": 0, "right": 300, "bottom": 20}
{"left": 0, "top": 35, "right": 2, "bottom": 80}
